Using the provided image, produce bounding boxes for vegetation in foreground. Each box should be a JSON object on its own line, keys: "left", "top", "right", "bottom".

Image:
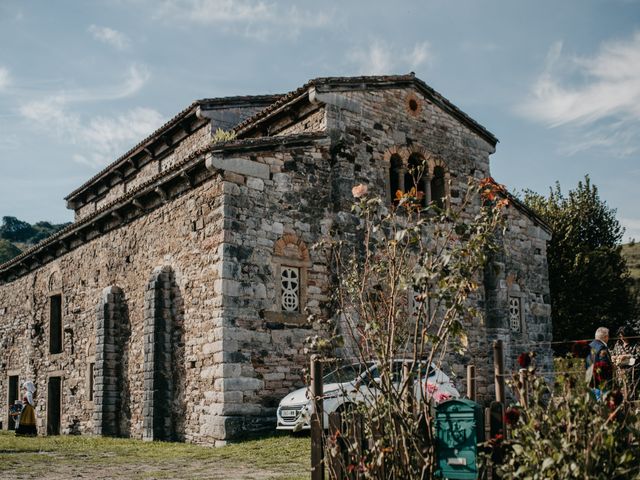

{"left": 0, "top": 431, "right": 310, "bottom": 480}
{"left": 484, "top": 355, "right": 640, "bottom": 479}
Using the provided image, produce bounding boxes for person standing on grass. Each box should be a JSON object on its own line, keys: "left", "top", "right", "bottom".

{"left": 16, "top": 381, "right": 37, "bottom": 436}
{"left": 585, "top": 327, "right": 614, "bottom": 400}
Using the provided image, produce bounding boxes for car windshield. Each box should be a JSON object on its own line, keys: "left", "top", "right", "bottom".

{"left": 323, "top": 363, "right": 370, "bottom": 384}
{"left": 390, "top": 361, "right": 436, "bottom": 382}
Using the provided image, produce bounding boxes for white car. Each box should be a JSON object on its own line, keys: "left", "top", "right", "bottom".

{"left": 276, "top": 359, "right": 460, "bottom": 431}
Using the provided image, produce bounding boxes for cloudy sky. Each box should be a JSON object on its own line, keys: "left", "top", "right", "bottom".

{"left": 1, "top": 0, "right": 639, "bottom": 240}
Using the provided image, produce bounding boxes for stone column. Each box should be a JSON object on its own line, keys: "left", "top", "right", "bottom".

{"left": 143, "top": 266, "right": 174, "bottom": 441}
{"left": 94, "top": 286, "right": 124, "bottom": 436}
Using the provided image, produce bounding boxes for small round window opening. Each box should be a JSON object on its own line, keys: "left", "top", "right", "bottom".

{"left": 405, "top": 93, "right": 422, "bottom": 117}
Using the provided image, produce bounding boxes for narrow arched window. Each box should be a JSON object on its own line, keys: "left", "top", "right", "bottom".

{"left": 406, "top": 153, "right": 428, "bottom": 207}
{"left": 389, "top": 154, "right": 403, "bottom": 203}
{"left": 431, "top": 165, "right": 446, "bottom": 209}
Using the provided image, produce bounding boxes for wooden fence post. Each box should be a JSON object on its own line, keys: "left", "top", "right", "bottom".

{"left": 493, "top": 340, "right": 505, "bottom": 404}
{"left": 310, "top": 355, "right": 324, "bottom": 480}
{"left": 467, "top": 364, "right": 476, "bottom": 402}
{"left": 327, "top": 411, "right": 344, "bottom": 480}
{"left": 519, "top": 369, "right": 529, "bottom": 409}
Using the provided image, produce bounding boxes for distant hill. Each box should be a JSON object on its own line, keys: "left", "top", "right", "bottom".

{"left": 0, "top": 216, "right": 71, "bottom": 264}
{"left": 622, "top": 242, "right": 640, "bottom": 282}
{"left": 622, "top": 242, "right": 640, "bottom": 320}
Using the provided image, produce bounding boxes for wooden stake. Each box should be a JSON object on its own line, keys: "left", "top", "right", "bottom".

{"left": 493, "top": 340, "right": 505, "bottom": 404}
{"left": 519, "top": 369, "right": 529, "bottom": 409}
{"left": 467, "top": 364, "right": 476, "bottom": 402}
{"left": 310, "top": 355, "right": 324, "bottom": 480}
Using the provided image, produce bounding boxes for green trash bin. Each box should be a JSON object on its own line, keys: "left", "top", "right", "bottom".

{"left": 435, "top": 398, "right": 485, "bottom": 479}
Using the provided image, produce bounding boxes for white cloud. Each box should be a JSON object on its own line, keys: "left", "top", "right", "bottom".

{"left": 347, "top": 41, "right": 433, "bottom": 75}
{"left": 72, "top": 108, "right": 165, "bottom": 167}
{"left": 19, "top": 65, "right": 162, "bottom": 168}
{"left": 0, "top": 67, "right": 11, "bottom": 90}
{"left": 153, "top": 0, "right": 332, "bottom": 40}
{"left": 518, "top": 32, "right": 640, "bottom": 156}
{"left": 88, "top": 25, "right": 131, "bottom": 50}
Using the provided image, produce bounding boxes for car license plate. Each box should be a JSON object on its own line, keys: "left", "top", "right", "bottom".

{"left": 281, "top": 409, "right": 298, "bottom": 418}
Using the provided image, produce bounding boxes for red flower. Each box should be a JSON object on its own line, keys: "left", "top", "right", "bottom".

{"left": 572, "top": 340, "right": 591, "bottom": 359}
{"left": 504, "top": 407, "right": 521, "bottom": 426}
{"left": 517, "top": 352, "right": 532, "bottom": 369}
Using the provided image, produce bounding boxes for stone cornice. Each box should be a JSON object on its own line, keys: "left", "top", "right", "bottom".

{"left": 0, "top": 133, "right": 328, "bottom": 285}
{"left": 64, "top": 94, "right": 282, "bottom": 211}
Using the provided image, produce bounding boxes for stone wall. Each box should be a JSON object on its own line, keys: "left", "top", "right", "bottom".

{"left": 0, "top": 176, "right": 227, "bottom": 443}
{"left": 203, "top": 137, "right": 334, "bottom": 439}
{"left": 276, "top": 108, "right": 326, "bottom": 136}
{"left": 484, "top": 204, "right": 553, "bottom": 379}
{"left": 317, "top": 86, "right": 551, "bottom": 401}
{"left": 322, "top": 87, "right": 494, "bottom": 212}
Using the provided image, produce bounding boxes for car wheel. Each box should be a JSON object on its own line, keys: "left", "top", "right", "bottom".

{"left": 334, "top": 403, "right": 358, "bottom": 435}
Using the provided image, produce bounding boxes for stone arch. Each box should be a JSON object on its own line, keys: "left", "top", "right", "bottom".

{"left": 94, "top": 285, "right": 130, "bottom": 436}
{"left": 48, "top": 270, "right": 62, "bottom": 293}
{"left": 142, "top": 266, "right": 184, "bottom": 441}
{"left": 273, "top": 234, "right": 310, "bottom": 262}
{"left": 382, "top": 145, "right": 450, "bottom": 207}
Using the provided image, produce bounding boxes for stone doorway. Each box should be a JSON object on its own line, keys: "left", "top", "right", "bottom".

{"left": 7, "top": 375, "right": 19, "bottom": 430}
{"left": 47, "top": 376, "right": 62, "bottom": 435}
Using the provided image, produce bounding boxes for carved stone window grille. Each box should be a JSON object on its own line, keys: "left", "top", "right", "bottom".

{"left": 509, "top": 297, "right": 521, "bottom": 333}
{"left": 281, "top": 267, "right": 300, "bottom": 312}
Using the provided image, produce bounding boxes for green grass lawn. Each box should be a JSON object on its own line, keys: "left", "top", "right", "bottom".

{"left": 0, "top": 430, "right": 310, "bottom": 479}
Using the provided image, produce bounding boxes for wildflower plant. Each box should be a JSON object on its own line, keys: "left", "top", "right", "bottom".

{"left": 310, "top": 173, "right": 509, "bottom": 479}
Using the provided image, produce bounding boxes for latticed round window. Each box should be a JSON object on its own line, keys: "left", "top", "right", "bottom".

{"left": 281, "top": 267, "right": 300, "bottom": 312}
{"left": 509, "top": 297, "right": 521, "bottom": 332}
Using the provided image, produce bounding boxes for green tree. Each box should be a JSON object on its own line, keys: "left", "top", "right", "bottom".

{"left": 0, "top": 238, "right": 21, "bottom": 264}
{"left": 524, "top": 176, "right": 635, "bottom": 351}
{"left": 0, "top": 216, "right": 35, "bottom": 242}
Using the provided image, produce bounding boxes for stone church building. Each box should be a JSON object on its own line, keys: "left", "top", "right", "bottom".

{"left": 0, "top": 74, "right": 552, "bottom": 444}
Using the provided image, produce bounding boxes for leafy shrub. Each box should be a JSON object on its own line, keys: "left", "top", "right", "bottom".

{"left": 309, "top": 177, "right": 508, "bottom": 479}
{"left": 488, "top": 357, "right": 640, "bottom": 479}
{"left": 211, "top": 128, "right": 236, "bottom": 144}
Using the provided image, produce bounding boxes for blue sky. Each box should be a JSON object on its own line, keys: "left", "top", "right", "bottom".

{"left": 1, "top": 0, "right": 639, "bottom": 240}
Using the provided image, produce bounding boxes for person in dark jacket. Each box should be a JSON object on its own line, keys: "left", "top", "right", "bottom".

{"left": 585, "top": 327, "right": 613, "bottom": 400}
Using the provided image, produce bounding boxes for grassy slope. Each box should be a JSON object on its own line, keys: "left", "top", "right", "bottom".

{"left": 622, "top": 242, "right": 640, "bottom": 281}
{"left": 0, "top": 431, "right": 310, "bottom": 479}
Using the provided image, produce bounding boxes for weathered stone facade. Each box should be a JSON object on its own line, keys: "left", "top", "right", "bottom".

{"left": 0, "top": 74, "right": 552, "bottom": 444}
